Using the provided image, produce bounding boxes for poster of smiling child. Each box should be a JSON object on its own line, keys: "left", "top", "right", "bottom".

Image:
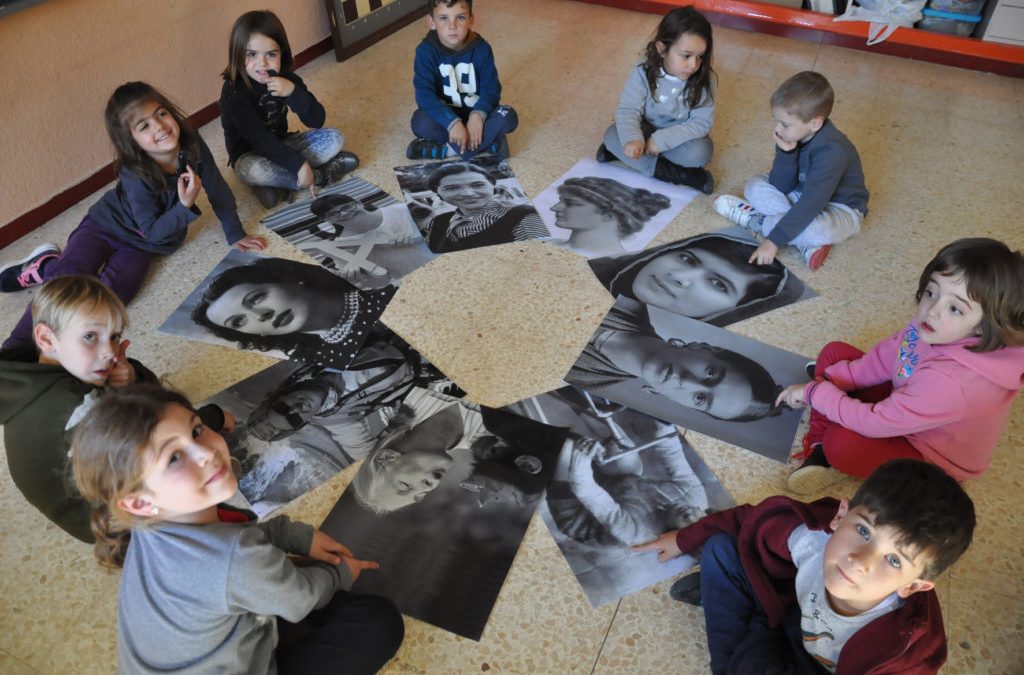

{"left": 260, "top": 176, "right": 436, "bottom": 291}
{"left": 588, "top": 228, "right": 815, "bottom": 327}
{"left": 503, "top": 386, "right": 735, "bottom": 607}
{"left": 531, "top": 157, "right": 699, "bottom": 258}
{"left": 394, "top": 155, "right": 549, "bottom": 254}
{"left": 157, "top": 249, "right": 394, "bottom": 369}
{"left": 319, "top": 387, "right": 568, "bottom": 640}
{"left": 564, "top": 296, "right": 810, "bottom": 462}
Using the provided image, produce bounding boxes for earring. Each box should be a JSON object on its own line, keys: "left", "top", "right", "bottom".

{"left": 150, "top": 505, "right": 159, "bottom": 516}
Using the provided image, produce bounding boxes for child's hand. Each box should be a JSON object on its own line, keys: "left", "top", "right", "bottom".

{"left": 343, "top": 555, "right": 380, "bottom": 584}
{"left": 773, "top": 129, "right": 798, "bottom": 152}
{"left": 466, "top": 114, "right": 484, "bottom": 151}
{"left": 632, "top": 530, "right": 683, "bottom": 563}
{"left": 308, "top": 529, "right": 354, "bottom": 566}
{"left": 177, "top": 165, "right": 201, "bottom": 208}
{"left": 748, "top": 240, "right": 778, "bottom": 265}
{"left": 644, "top": 136, "right": 660, "bottom": 156}
{"left": 296, "top": 161, "right": 317, "bottom": 199}
{"left": 776, "top": 383, "right": 808, "bottom": 409}
{"left": 449, "top": 121, "right": 469, "bottom": 155}
{"left": 233, "top": 234, "right": 268, "bottom": 252}
{"left": 266, "top": 75, "right": 295, "bottom": 98}
{"left": 623, "top": 140, "right": 644, "bottom": 161}
{"left": 106, "top": 340, "right": 136, "bottom": 388}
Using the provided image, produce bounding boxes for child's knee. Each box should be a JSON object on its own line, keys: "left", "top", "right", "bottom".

{"left": 742, "top": 173, "right": 773, "bottom": 201}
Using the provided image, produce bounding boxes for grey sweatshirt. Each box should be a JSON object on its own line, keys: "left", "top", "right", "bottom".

{"left": 614, "top": 64, "right": 715, "bottom": 152}
{"left": 117, "top": 516, "right": 352, "bottom": 674}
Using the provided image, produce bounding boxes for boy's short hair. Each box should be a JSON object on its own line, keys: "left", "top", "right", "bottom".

{"left": 916, "top": 237, "right": 1024, "bottom": 352}
{"left": 32, "top": 275, "right": 128, "bottom": 337}
{"left": 849, "top": 459, "right": 974, "bottom": 580}
{"left": 770, "top": 71, "right": 834, "bottom": 122}
{"left": 429, "top": 0, "right": 472, "bottom": 11}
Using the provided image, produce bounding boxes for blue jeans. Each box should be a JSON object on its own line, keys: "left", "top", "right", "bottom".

{"left": 700, "top": 534, "right": 825, "bottom": 675}
{"left": 410, "top": 105, "right": 518, "bottom": 160}
{"left": 234, "top": 128, "right": 345, "bottom": 190}
{"left": 603, "top": 122, "right": 713, "bottom": 175}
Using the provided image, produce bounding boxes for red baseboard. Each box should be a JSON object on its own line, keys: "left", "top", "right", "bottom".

{"left": 571, "top": 0, "right": 1024, "bottom": 77}
{"left": 0, "top": 37, "right": 333, "bottom": 250}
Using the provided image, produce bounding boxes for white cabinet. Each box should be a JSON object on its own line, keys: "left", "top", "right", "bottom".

{"left": 980, "top": 0, "right": 1024, "bottom": 44}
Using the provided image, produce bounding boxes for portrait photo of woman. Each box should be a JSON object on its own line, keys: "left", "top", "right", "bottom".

{"left": 564, "top": 296, "right": 811, "bottom": 461}
{"left": 157, "top": 250, "right": 394, "bottom": 368}
{"left": 395, "top": 156, "right": 548, "bottom": 254}
{"left": 589, "top": 231, "right": 811, "bottom": 326}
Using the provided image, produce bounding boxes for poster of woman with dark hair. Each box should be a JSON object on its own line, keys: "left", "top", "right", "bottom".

{"left": 157, "top": 250, "right": 394, "bottom": 369}
{"left": 588, "top": 228, "right": 815, "bottom": 326}
{"left": 564, "top": 296, "right": 811, "bottom": 461}
{"left": 395, "top": 155, "right": 548, "bottom": 253}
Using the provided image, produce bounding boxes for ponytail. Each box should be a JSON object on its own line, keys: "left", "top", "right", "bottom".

{"left": 89, "top": 503, "right": 133, "bottom": 569}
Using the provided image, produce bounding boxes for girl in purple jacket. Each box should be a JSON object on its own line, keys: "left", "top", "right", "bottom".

{"left": 776, "top": 238, "right": 1024, "bottom": 493}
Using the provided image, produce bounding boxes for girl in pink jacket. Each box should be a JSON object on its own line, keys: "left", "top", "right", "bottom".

{"left": 777, "top": 238, "right": 1024, "bottom": 494}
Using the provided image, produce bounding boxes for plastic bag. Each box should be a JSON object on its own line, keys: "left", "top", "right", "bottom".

{"left": 834, "top": 0, "right": 926, "bottom": 44}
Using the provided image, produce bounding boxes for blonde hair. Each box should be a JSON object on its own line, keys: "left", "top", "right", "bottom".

{"left": 32, "top": 275, "right": 128, "bottom": 340}
{"left": 71, "top": 386, "right": 195, "bottom": 568}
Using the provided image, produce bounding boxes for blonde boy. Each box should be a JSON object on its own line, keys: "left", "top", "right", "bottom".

{"left": 714, "top": 71, "right": 868, "bottom": 271}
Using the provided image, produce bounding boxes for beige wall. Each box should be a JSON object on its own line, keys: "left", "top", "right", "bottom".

{"left": 0, "top": 0, "right": 331, "bottom": 227}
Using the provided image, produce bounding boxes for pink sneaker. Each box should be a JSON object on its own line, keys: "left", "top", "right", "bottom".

{"left": 802, "top": 244, "right": 832, "bottom": 271}
{"left": 0, "top": 243, "right": 61, "bottom": 292}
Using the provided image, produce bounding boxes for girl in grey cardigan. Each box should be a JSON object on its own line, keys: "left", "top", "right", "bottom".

{"left": 72, "top": 386, "right": 403, "bottom": 674}
{"left": 597, "top": 7, "right": 716, "bottom": 193}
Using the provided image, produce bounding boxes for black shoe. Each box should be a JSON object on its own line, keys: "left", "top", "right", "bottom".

{"left": 315, "top": 151, "right": 359, "bottom": 187}
{"left": 251, "top": 185, "right": 283, "bottom": 209}
{"left": 595, "top": 143, "right": 614, "bottom": 163}
{"left": 669, "top": 572, "right": 702, "bottom": 605}
{"left": 489, "top": 136, "right": 510, "bottom": 159}
{"left": 653, "top": 157, "right": 713, "bottom": 194}
{"left": 406, "top": 138, "right": 448, "bottom": 160}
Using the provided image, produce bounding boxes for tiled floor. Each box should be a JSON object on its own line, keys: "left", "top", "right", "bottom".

{"left": 1, "top": 1, "right": 1022, "bottom": 672}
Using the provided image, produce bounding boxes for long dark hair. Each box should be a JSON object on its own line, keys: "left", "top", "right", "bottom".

{"left": 71, "top": 385, "right": 196, "bottom": 569}
{"left": 222, "top": 10, "right": 294, "bottom": 89}
{"left": 643, "top": 6, "right": 715, "bottom": 109}
{"left": 190, "top": 257, "right": 360, "bottom": 355}
{"left": 104, "top": 82, "right": 200, "bottom": 192}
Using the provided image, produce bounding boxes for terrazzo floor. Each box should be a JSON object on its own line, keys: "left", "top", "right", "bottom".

{"left": 1, "top": 1, "right": 1022, "bottom": 672}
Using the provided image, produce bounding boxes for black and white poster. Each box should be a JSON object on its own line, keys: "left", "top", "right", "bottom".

{"left": 394, "top": 155, "right": 548, "bottom": 253}
{"left": 157, "top": 250, "right": 394, "bottom": 369}
{"left": 200, "top": 327, "right": 455, "bottom": 517}
{"left": 503, "top": 386, "right": 734, "bottom": 607}
{"left": 564, "top": 297, "right": 810, "bottom": 462}
{"left": 320, "top": 388, "right": 567, "bottom": 640}
{"left": 531, "top": 158, "right": 698, "bottom": 258}
{"left": 260, "top": 177, "right": 436, "bottom": 291}
{"left": 588, "top": 228, "right": 815, "bottom": 326}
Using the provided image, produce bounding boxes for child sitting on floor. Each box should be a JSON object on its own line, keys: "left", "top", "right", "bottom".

{"left": 407, "top": 0, "right": 518, "bottom": 160}
{"left": 637, "top": 459, "right": 975, "bottom": 674}
{"left": 777, "top": 237, "right": 1024, "bottom": 494}
{"left": 714, "top": 71, "right": 868, "bottom": 271}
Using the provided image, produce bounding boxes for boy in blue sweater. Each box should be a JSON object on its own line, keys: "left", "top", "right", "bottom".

{"left": 406, "top": 0, "right": 518, "bottom": 160}
{"left": 714, "top": 72, "right": 868, "bottom": 271}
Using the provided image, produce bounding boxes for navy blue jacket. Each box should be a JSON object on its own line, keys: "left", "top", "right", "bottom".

{"left": 413, "top": 31, "right": 502, "bottom": 131}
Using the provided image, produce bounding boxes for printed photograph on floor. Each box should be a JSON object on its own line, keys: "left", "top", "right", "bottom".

{"left": 157, "top": 250, "right": 394, "bottom": 368}
{"left": 588, "top": 228, "right": 815, "bottom": 326}
{"left": 531, "top": 158, "right": 699, "bottom": 258}
{"left": 394, "top": 155, "right": 548, "bottom": 253}
{"left": 564, "top": 296, "right": 810, "bottom": 462}
{"left": 260, "top": 177, "right": 436, "bottom": 291}
{"left": 320, "top": 387, "right": 568, "bottom": 640}
{"left": 503, "top": 386, "right": 734, "bottom": 607}
{"left": 200, "top": 326, "right": 458, "bottom": 517}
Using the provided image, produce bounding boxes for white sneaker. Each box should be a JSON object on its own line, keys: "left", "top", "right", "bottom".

{"left": 713, "top": 195, "right": 766, "bottom": 233}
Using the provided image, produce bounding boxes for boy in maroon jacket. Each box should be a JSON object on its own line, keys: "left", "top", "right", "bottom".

{"left": 636, "top": 460, "right": 974, "bottom": 674}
